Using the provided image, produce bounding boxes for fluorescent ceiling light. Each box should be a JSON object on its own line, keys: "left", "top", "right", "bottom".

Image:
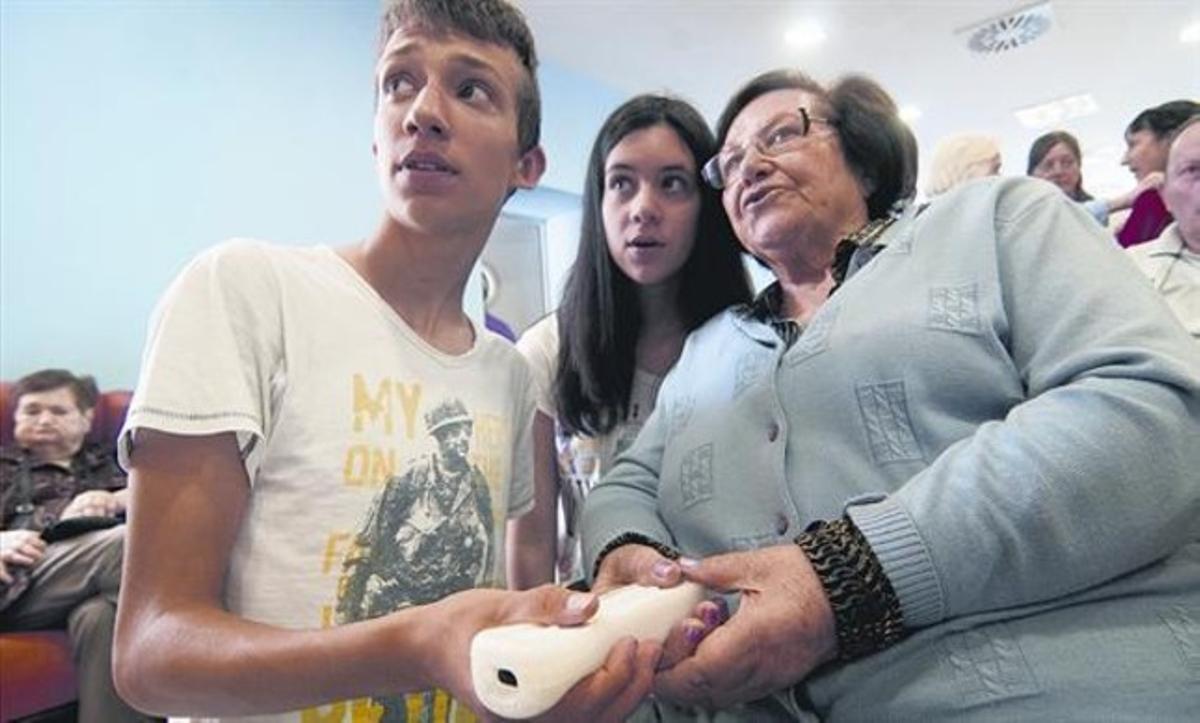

{"left": 1014, "top": 93, "right": 1098, "bottom": 129}
{"left": 1182, "top": 21, "right": 1200, "bottom": 43}
{"left": 784, "top": 20, "right": 826, "bottom": 49}
{"left": 899, "top": 105, "right": 922, "bottom": 124}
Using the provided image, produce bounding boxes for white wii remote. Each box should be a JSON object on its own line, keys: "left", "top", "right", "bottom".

{"left": 470, "top": 582, "right": 707, "bottom": 719}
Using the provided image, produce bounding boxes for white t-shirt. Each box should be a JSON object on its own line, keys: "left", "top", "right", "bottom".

{"left": 516, "top": 314, "right": 662, "bottom": 582}
{"left": 120, "top": 239, "right": 536, "bottom": 723}
{"left": 1127, "top": 223, "right": 1200, "bottom": 339}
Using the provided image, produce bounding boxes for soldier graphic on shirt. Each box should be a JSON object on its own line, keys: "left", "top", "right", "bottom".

{"left": 339, "top": 398, "right": 496, "bottom": 621}
{"left": 337, "top": 398, "right": 495, "bottom": 721}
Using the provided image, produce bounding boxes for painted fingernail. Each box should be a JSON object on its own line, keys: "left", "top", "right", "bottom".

{"left": 714, "top": 596, "right": 730, "bottom": 620}
{"left": 652, "top": 560, "right": 675, "bottom": 579}
{"left": 701, "top": 605, "right": 722, "bottom": 628}
{"left": 565, "top": 593, "right": 593, "bottom": 613}
{"left": 684, "top": 624, "right": 705, "bottom": 645}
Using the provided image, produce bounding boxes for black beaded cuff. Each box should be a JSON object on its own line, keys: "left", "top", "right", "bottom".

{"left": 590, "top": 532, "right": 680, "bottom": 583}
{"left": 794, "top": 518, "right": 906, "bottom": 661}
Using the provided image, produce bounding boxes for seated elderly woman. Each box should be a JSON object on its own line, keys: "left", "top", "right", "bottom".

{"left": 582, "top": 69, "right": 1200, "bottom": 721}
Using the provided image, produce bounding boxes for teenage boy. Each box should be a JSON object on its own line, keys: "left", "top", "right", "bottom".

{"left": 112, "top": 2, "right": 660, "bottom": 721}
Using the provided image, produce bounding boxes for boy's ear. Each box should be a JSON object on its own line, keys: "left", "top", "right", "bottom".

{"left": 512, "top": 145, "right": 546, "bottom": 190}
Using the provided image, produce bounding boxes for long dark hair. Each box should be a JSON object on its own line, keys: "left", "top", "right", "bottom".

{"left": 555, "top": 94, "right": 752, "bottom": 436}
{"left": 1027, "top": 131, "right": 1092, "bottom": 202}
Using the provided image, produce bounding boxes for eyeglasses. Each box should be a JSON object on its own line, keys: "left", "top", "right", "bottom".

{"left": 702, "top": 107, "right": 836, "bottom": 190}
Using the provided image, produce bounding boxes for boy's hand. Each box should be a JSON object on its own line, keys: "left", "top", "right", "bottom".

{"left": 592, "top": 545, "right": 729, "bottom": 672}
{"left": 424, "top": 584, "right": 662, "bottom": 722}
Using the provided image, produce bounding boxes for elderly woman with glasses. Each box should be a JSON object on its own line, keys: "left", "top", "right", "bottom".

{"left": 581, "top": 69, "right": 1200, "bottom": 721}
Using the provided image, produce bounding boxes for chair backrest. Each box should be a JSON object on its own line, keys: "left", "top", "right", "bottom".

{"left": 0, "top": 381, "right": 132, "bottom": 448}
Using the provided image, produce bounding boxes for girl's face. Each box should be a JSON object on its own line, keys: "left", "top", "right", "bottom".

{"left": 1032, "top": 141, "right": 1082, "bottom": 195}
{"left": 602, "top": 124, "right": 701, "bottom": 288}
{"left": 1123, "top": 129, "right": 1169, "bottom": 181}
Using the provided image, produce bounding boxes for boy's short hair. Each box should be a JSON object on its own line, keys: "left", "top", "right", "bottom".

{"left": 379, "top": 0, "right": 541, "bottom": 153}
{"left": 12, "top": 368, "right": 99, "bottom": 413}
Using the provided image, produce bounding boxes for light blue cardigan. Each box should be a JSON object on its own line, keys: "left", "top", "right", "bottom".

{"left": 582, "top": 177, "right": 1200, "bottom": 721}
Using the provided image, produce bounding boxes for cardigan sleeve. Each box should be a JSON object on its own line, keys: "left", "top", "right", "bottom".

{"left": 851, "top": 181, "right": 1200, "bottom": 627}
{"left": 579, "top": 375, "right": 678, "bottom": 584}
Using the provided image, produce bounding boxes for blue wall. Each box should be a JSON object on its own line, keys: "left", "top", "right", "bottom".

{"left": 0, "top": 0, "right": 619, "bottom": 388}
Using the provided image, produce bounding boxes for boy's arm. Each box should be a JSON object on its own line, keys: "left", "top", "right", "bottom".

{"left": 506, "top": 411, "right": 557, "bottom": 589}
{"left": 116, "top": 429, "right": 656, "bottom": 720}
{"left": 114, "top": 429, "right": 429, "bottom": 715}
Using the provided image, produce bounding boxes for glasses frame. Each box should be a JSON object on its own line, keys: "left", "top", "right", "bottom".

{"left": 702, "top": 106, "right": 836, "bottom": 190}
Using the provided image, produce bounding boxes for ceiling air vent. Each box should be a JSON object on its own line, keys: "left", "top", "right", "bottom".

{"left": 959, "top": 1, "right": 1054, "bottom": 55}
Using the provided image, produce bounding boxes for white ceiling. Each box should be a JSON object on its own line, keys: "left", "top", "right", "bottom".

{"left": 522, "top": 0, "right": 1199, "bottom": 199}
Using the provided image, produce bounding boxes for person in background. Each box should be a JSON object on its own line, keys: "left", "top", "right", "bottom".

{"left": 1128, "top": 115, "right": 1200, "bottom": 338}
{"left": 923, "top": 132, "right": 1000, "bottom": 198}
{"left": 1027, "top": 129, "right": 1160, "bottom": 227}
{"left": 1, "top": 368, "right": 152, "bottom": 723}
{"left": 584, "top": 67, "right": 1200, "bottom": 721}
{"left": 111, "top": 1, "right": 660, "bottom": 721}
{"left": 1118, "top": 99, "right": 1200, "bottom": 247}
{"left": 510, "top": 94, "right": 752, "bottom": 588}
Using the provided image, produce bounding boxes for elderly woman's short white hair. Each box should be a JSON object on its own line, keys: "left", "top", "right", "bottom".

{"left": 924, "top": 133, "right": 1002, "bottom": 197}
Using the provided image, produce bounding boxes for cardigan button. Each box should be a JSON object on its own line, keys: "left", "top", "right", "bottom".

{"left": 775, "top": 513, "right": 790, "bottom": 535}
{"left": 767, "top": 421, "right": 780, "bottom": 442}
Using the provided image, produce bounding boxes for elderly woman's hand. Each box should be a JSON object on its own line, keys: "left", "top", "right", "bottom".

{"left": 654, "top": 544, "right": 837, "bottom": 709}
{"left": 592, "top": 544, "right": 730, "bottom": 670}
{"left": 592, "top": 543, "right": 684, "bottom": 593}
